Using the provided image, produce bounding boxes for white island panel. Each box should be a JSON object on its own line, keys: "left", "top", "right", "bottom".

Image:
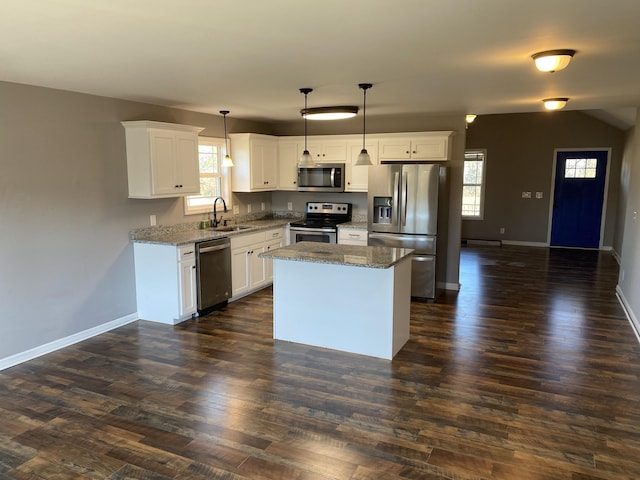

{"left": 272, "top": 256, "right": 411, "bottom": 359}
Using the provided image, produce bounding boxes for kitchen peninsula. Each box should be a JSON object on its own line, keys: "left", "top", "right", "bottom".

{"left": 260, "top": 242, "right": 414, "bottom": 360}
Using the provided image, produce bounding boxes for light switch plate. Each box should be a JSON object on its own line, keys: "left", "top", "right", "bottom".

{"left": 522, "top": 191, "right": 532, "bottom": 199}
{"left": 536, "top": 192, "right": 543, "bottom": 199}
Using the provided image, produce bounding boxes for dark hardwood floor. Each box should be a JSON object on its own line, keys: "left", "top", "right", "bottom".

{"left": 2, "top": 245, "right": 639, "bottom": 479}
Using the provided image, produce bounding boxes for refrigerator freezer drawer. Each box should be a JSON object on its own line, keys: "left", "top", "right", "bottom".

{"left": 368, "top": 232, "right": 436, "bottom": 255}
{"left": 411, "top": 255, "right": 435, "bottom": 299}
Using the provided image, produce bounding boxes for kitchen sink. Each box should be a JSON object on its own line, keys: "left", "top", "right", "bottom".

{"left": 211, "top": 225, "right": 252, "bottom": 232}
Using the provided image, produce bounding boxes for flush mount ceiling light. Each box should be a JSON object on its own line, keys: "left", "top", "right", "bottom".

{"left": 299, "top": 88, "right": 314, "bottom": 166}
{"left": 532, "top": 49, "right": 576, "bottom": 72}
{"left": 465, "top": 114, "right": 477, "bottom": 124}
{"left": 355, "top": 83, "right": 373, "bottom": 166}
{"left": 220, "top": 110, "right": 234, "bottom": 167}
{"left": 301, "top": 106, "right": 359, "bottom": 120}
{"left": 543, "top": 97, "right": 569, "bottom": 111}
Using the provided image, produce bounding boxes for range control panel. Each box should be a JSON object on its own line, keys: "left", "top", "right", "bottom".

{"left": 305, "top": 202, "right": 351, "bottom": 215}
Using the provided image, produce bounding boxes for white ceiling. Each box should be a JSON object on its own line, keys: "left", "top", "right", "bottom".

{"left": 2, "top": 0, "right": 639, "bottom": 128}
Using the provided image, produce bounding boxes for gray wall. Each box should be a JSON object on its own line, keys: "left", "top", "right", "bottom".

{"left": 0, "top": 81, "right": 274, "bottom": 361}
{"left": 464, "top": 112, "right": 625, "bottom": 248}
{"left": 617, "top": 110, "right": 640, "bottom": 330}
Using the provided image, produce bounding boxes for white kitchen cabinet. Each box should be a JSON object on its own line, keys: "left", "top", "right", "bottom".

{"left": 230, "top": 133, "right": 279, "bottom": 192}
{"left": 378, "top": 131, "right": 453, "bottom": 161}
{"left": 307, "top": 138, "right": 349, "bottom": 162}
{"left": 338, "top": 227, "right": 368, "bottom": 246}
{"left": 133, "top": 242, "right": 197, "bottom": 325}
{"left": 277, "top": 140, "right": 300, "bottom": 191}
{"left": 230, "top": 227, "right": 284, "bottom": 300}
{"left": 264, "top": 229, "right": 285, "bottom": 281}
{"left": 122, "top": 121, "right": 204, "bottom": 199}
{"left": 178, "top": 245, "right": 197, "bottom": 316}
{"left": 346, "top": 140, "right": 378, "bottom": 192}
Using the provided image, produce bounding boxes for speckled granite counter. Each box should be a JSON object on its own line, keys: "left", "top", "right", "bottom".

{"left": 131, "top": 218, "right": 296, "bottom": 245}
{"left": 259, "top": 242, "right": 412, "bottom": 269}
{"left": 266, "top": 241, "right": 412, "bottom": 359}
{"left": 338, "top": 221, "right": 368, "bottom": 229}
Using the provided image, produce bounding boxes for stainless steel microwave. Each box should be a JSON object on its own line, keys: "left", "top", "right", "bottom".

{"left": 297, "top": 163, "right": 345, "bottom": 192}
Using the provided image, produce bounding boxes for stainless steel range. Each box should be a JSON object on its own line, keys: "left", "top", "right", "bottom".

{"left": 289, "top": 202, "right": 352, "bottom": 244}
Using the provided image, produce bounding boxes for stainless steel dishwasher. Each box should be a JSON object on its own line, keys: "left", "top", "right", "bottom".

{"left": 195, "top": 237, "right": 232, "bottom": 314}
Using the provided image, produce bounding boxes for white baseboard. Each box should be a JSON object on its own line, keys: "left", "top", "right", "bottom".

{"left": 438, "top": 281, "right": 460, "bottom": 291}
{"left": 0, "top": 313, "right": 138, "bottom": 371}
{"left": 501, "top": 240, "right": 548, "bottom": 247}
{"left": 616, "top": 286, "right": 640, "bottom": 344}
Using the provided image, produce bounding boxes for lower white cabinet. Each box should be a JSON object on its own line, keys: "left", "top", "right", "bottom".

{"left": 230, "top": 227, "right": 285, "bottom": 300}
{"left": 338, "top": 227, "right": 368, "bottom": 246}
{"left": 265, "top": 230, "right": 285, "bottom": 281}
{"left": 133, "top": 243, "right": 197, "bottom": 324}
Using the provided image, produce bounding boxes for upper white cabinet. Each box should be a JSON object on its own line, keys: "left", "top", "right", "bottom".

{"left": 277, "top": 140, "right": 301, "bottom": 191}
{"left": 378, "top": 131, "right": 453, "bottom": 161}
{"left": 230, "top": 133, "right": 279, "bottom": 192}
{"left": 346, "top": 140, "right": 378, "bottom": 192}
{"left": 307, "top": 138, "right": 349, "bottom": 162}
{"left": 122, "top": 121, "right": 204, "bottom": 199}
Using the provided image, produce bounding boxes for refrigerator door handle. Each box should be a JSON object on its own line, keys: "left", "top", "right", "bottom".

{"left": 402, "top": 171, "right": 408, "bottom": 226}
{"left": 393, "top": 171, "right": 400, "bottom": 225}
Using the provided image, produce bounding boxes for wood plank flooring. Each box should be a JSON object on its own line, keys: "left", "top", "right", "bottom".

{"left": 2, "top": 245, "right": 640, "bottom": 479}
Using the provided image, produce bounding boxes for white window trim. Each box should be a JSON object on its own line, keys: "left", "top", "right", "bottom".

{"left": 183, "top": 136, "right": 232, "bottom": 216}
{"left": 462, "top": 149, "right": 487, "bottom": 220}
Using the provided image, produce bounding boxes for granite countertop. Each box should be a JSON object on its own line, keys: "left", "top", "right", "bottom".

{"left": 259, "top": 241, "right": 413, "bottom": 269}
{"left": 338, "top": 221, "right": 368, "bottom": 229}
{"left": 131, "top": 218, "right": 295, "bottom": 246}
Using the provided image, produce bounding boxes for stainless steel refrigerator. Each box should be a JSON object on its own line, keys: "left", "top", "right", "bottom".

{"left": 367, "top": 163, "right": 441, "bottom": 299}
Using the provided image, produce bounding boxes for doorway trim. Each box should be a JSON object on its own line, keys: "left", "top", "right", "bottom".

{"left": 546, "top": 147, "right": 612, "bottom": 249}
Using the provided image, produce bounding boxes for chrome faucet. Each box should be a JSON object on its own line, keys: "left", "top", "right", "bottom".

{"left": 212, "top": 196, "right": 228, "bottom": 228}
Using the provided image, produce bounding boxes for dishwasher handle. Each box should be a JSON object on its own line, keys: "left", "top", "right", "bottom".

{"left": 198, "top": 243, "right": 230, "bottom": 253}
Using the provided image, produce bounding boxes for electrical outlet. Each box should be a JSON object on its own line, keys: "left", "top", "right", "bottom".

{"left": 287, "top": 202, "right": 293, "bottom": 211}
{"left": 522, "top": 191, "right": 532, "bottom": 199}
{"left": 149, "top": 214, "right": 156, "bottom": 226}
{"left": 499, "top": 227, "right": 505, "bottom": 234}
{"left": 247, "top": 204, "right": 252, "bottom": 213}
{"left": 233, "top": 205, "right": 239, "bottom": 215}
{"left": 261, "top": 202, "right": 265, "bottom": 211}
{"left": 536, "top": 191, "right": 543, "bottom": 199}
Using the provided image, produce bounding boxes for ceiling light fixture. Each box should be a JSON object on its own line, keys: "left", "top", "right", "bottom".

{"left": 355, "top": 83, "right": 373, "bottom": 166}
{"left": 301, "top": 106, "right": 359, "bottom": 120}
{"left": 542, "top": 97, "right": 569, "bottom": 111}
{"left": 220, "top": 110, "right": 234, "bottom": 167}
{"left": 465, "top": 114, "right": 477, "bottom": 124}
{"left": 531, "top": 49, "right": 576, "bottom": 72}
{"left": 299, "top": 88, "right": 314, "bottom": 166}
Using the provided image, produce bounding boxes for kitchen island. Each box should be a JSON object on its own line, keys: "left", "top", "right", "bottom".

{"left": 260, "top": 242, "right": 414, "bottom": 360}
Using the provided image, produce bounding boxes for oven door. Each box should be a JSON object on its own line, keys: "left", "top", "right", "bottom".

{"left": 289, "top": 226, "right": 337, "bottom": 244}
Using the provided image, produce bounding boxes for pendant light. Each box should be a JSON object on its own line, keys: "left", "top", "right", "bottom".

{"left": 220, "top": 110, "right": 234, "bottom": 167}
{"left": 299, "top": 88, "right": 314, "bottom": 166}
{"left": 355, "top": 83, "right": 373, "bottom": 166}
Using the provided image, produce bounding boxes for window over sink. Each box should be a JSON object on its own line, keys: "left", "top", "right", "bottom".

{"left": 183, "top": 137, "right": 232, "bottom": 215}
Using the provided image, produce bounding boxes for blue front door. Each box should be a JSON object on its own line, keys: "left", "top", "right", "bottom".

{"left": 550, "top": 150, "right": 608, "bottom": 248}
